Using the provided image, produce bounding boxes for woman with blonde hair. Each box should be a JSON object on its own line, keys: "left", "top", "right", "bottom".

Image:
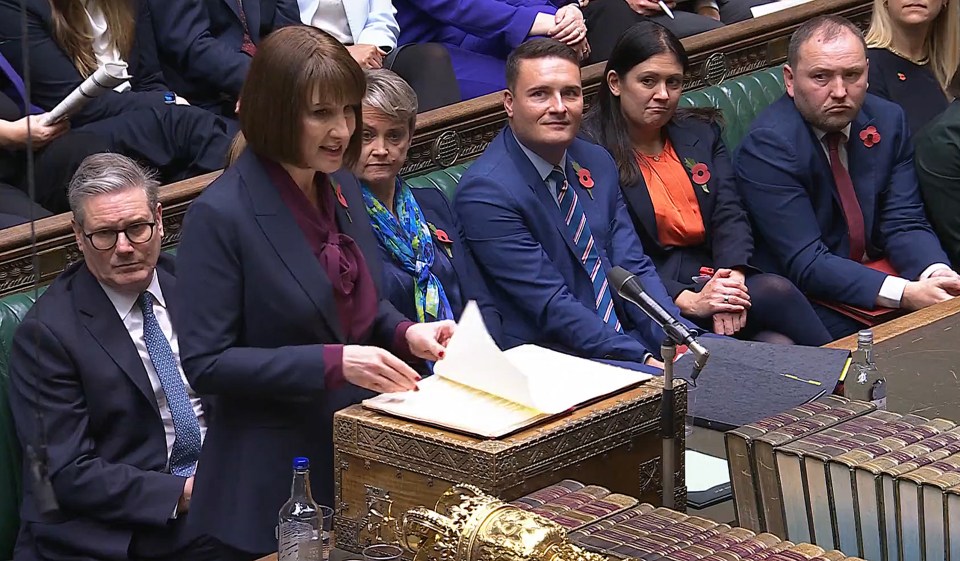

{"left": 865, "top": 0, "right": 959, "bottom": 135}
{"left": 0, "top": 0, "right": 231, "bottom": 180}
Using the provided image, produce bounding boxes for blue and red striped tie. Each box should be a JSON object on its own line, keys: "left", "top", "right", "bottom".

{"left": 549, "top": 167, "right": 622, "bottom": 333}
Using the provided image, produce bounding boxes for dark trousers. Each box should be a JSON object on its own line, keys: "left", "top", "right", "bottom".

{"left": 689, "top": 273, "right": 834, "bottom": 346}
{"left": 813, "top": 302, "right": 868, "bottom": 341}
{"left": 386, "top": 43, "right": 462, "bottom": 112}
{"left": 0, "top": 130, "right": 112, "bottom": 214}
{"left": 78, "top": 104, "right": 233, "bottom": 184}
{"left": 130, "top": 536, "right": 222, "bottom": 561}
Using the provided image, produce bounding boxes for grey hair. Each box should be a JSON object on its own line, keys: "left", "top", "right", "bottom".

{"left": 68, "top": 153, "right": 160, "bottom": 225}
{"left": 787, "top": 15, "right": 867, "bottom": 69}
{"left": 362, "top": 69, "right": 418, "bottom": 134}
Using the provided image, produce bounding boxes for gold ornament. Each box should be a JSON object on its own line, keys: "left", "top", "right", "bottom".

{"left": 400, "top": 484, "right": 610, "bottom": 561}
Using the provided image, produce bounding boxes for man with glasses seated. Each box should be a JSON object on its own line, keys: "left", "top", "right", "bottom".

{"left": 7, "top": 153, "right": 217, "bottom": 561}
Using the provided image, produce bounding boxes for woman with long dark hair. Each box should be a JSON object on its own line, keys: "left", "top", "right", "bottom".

{"left": 582, "top": 21, "right": 831, "bottom": 345}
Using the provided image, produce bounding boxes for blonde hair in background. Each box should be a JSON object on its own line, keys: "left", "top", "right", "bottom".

{"left": 48, "top": 0, "right": 135, "bottom": 78}
{"left": 865, "top": 0, "right": 959, "bottom": 90}
{"left": 362, "top": 69, "right": 419, "bottom": 136}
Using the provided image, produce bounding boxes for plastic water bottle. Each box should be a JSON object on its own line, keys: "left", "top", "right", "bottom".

{"left": 847, "top": 330, "right": 887, "bottom": 409}
{"left": 278, "top": 457, "right": 322, "bottom": 561}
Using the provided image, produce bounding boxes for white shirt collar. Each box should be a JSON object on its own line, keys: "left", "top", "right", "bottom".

{"left": 515, "top": 139, "right": 568, "bottom": 182}
{"left": 99, "top": 271, "right": 164, "bottom": 321}
{"left": 813, "top": 123, "right": 853, "bottom": 144}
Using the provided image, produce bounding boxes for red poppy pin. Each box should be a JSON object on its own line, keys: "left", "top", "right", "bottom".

{"left": 683, "top": 158, "right": 711, "bottom": 193}
{"left": 428, "top": 223, "right": 453, "bottom": 258}
{"left": 860, "top": 125, "right": 881, "bottom": 148}
{"left": 897, "top": 72, "right": 906, "bottom": 81}
{"left": 570, "top": 159, "right": 595, "bottom": 199}
{"left": 331, "top": 177, "right": 352, "bottom": 222}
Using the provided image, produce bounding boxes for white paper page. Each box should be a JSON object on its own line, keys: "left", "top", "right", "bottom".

{"left": 750, "top": 0, "right": 814, "bottom": 18}
{"left": 365, "top": 376, "right": 540, "bottom": 438}
{"left": 503, "top": 345, "right": 653, "bottom": 413}
{"left": 685, "top": 450, "right": 731, "bottom": 492}
{"left": 432, "top": 302, "right": 540, "bottom": 410}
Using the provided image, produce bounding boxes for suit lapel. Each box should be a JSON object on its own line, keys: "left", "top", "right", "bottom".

{"left": 239, "top": 151, "right": 345, "bottom": 341}
{"left": 245, "top": 0, "right": 262, "bottom": 42}
{"left": 331, "top": 170, "right": 385, "bottom": 293}
{"left": 74, "top": 267, "right": 158, "bottom": 414}
{"left": 668, "top": 121, "right": 711, "bottom": 220}
{"left": 504, "top": 129, "right": 582, "bottom": 262}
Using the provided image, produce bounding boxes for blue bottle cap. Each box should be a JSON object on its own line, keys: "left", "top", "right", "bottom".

{"left": 293, "top": 456, "right": 310, "bottom": 469}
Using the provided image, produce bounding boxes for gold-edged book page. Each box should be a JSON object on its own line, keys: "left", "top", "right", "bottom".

{"left": 362, "top": 376, "right": 548, "bottom": 439}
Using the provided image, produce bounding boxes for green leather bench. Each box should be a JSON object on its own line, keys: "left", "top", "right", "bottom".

{"left": 0, "top": 66, "right": 786, "bottom": 560}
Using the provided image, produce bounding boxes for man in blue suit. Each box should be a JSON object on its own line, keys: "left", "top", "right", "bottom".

{"left": 735, "top": 15, "right": 960, "bottom": 339}
{"left": 8, "top": 154, "right": 216, "bottom": 561}
{"left": 146, "top": 0, "right": 300, "bottom": 115}
{"left": 456, "top": 38, "right": 687, "bottom": 368}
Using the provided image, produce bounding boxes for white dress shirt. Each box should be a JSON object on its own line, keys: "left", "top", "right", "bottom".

{"left": 83, "top": 0, "right": 131, "bottom": 92}
{"left": 310, "top": 0, "right": 354, "bottom": 44}
{"left": 99, "top": 272, "right": 207, "bottom": 467}
{"left": 813, "top": 125, "right": 949, "bottom": 307}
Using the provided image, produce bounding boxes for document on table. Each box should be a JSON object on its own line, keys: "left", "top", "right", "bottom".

{"left": 364, "top": 302, "right": 653, "bottom": 438}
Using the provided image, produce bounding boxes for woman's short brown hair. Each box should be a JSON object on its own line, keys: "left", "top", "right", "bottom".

{"left": 239, "top": 26, "right": 366, "bottom": 167}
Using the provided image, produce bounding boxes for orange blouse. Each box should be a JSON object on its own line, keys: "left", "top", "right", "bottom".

{"left": 635, "top": 140, "right": 706, "bottom": 248}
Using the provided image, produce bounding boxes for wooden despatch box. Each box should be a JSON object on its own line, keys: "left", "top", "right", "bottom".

{"left": 332, "top": 379, "right": 686, "bottom": 554}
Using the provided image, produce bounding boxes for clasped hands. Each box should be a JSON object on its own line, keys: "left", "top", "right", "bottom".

{"left": 342, "top": 320, "right": 456, "bottom": 394}
{"left": 533, "top": 5, "right": 590, "bottom": 60}
{"left": 675, "top": 268, "right": 752, "bottom": 336}
{"left": 902, "top": 268, "right": 960, "bottom": 311}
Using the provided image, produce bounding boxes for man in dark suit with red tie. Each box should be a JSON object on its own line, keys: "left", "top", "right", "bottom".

{"left": 146, "top": 0, "right": 300, "bottom": 115}
{"left": 734, "top": 15, "right": 960, "bottom": 339}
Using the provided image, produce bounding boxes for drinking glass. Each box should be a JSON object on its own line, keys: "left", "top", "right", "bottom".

{"left": 362, "top": 544, "right": 403, "bottom": 561}
{"left": 319, "top": 505, "right": 334, "bottom": 559}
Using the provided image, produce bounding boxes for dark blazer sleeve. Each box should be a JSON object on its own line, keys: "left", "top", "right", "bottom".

{"left": 735, "top": 126, "right": 887, "bottom": 308}
{"left": 703, "top": 122, "right": 755, "bottom": 271}
{"left": 177, "top": 195, "right": 341, "bottom": 397}
{"left": 8, "top": 316, "right": 183, "bottom": 525}
{"left": 915, "top": 106, "right": 960, "bottom": 268}
{"left": 456, "top": 174, "right": 655, "bottom": 363}
{"left": 0, "top": 0, "right": 166, "bottom": 125}
{"left": 146, "top": 0, "right": 251, "bottom": 98}
{"left": 131, "top": 0, "right": 170, "bottom": 93}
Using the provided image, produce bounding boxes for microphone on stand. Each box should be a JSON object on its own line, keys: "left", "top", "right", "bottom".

{"left": 608, "top": 265, "right": 711, "bottom": 510}
{"left": 607, "top": 266, "right": 710, "bottom": 380}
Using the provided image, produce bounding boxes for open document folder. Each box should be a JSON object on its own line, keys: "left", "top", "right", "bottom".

{"left": 363, "top": 302, "right": 654, "bottom": 439}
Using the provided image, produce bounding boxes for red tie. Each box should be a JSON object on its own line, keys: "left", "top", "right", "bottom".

{"left": 235, "top": 0, "right": 257, "bottom": 57}
{"left": 825, "top": 132, "right": 866, "bottom": 261}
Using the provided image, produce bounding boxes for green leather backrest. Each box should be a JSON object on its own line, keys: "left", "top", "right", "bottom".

{"left": 0, "top": 289, "right": 44, "bottom": 560}
{"left": 405, "top": 65, "right": 786, "bottom": 192}
{"left": 679, "top": 67, "right": 787, "bottom": 151}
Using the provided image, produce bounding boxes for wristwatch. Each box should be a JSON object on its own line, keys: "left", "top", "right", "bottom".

{"left": 163, "top": 92, "right": 176, "bottom": 105}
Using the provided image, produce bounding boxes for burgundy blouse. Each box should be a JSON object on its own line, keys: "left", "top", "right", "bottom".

{"left": 264, "top": 159, "right": 413, "bottom": 388}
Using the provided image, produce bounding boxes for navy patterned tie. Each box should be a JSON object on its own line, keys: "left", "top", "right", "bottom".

{"left": 548, "top": 167, "right": 623, "bottom": 333}
{"left": 138, "top": 292, "right": 201, "bottom": 477}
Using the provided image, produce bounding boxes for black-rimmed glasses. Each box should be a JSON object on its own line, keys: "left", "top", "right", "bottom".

{"left": 83, "top": 222, "right": 157, "bottom": 251}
